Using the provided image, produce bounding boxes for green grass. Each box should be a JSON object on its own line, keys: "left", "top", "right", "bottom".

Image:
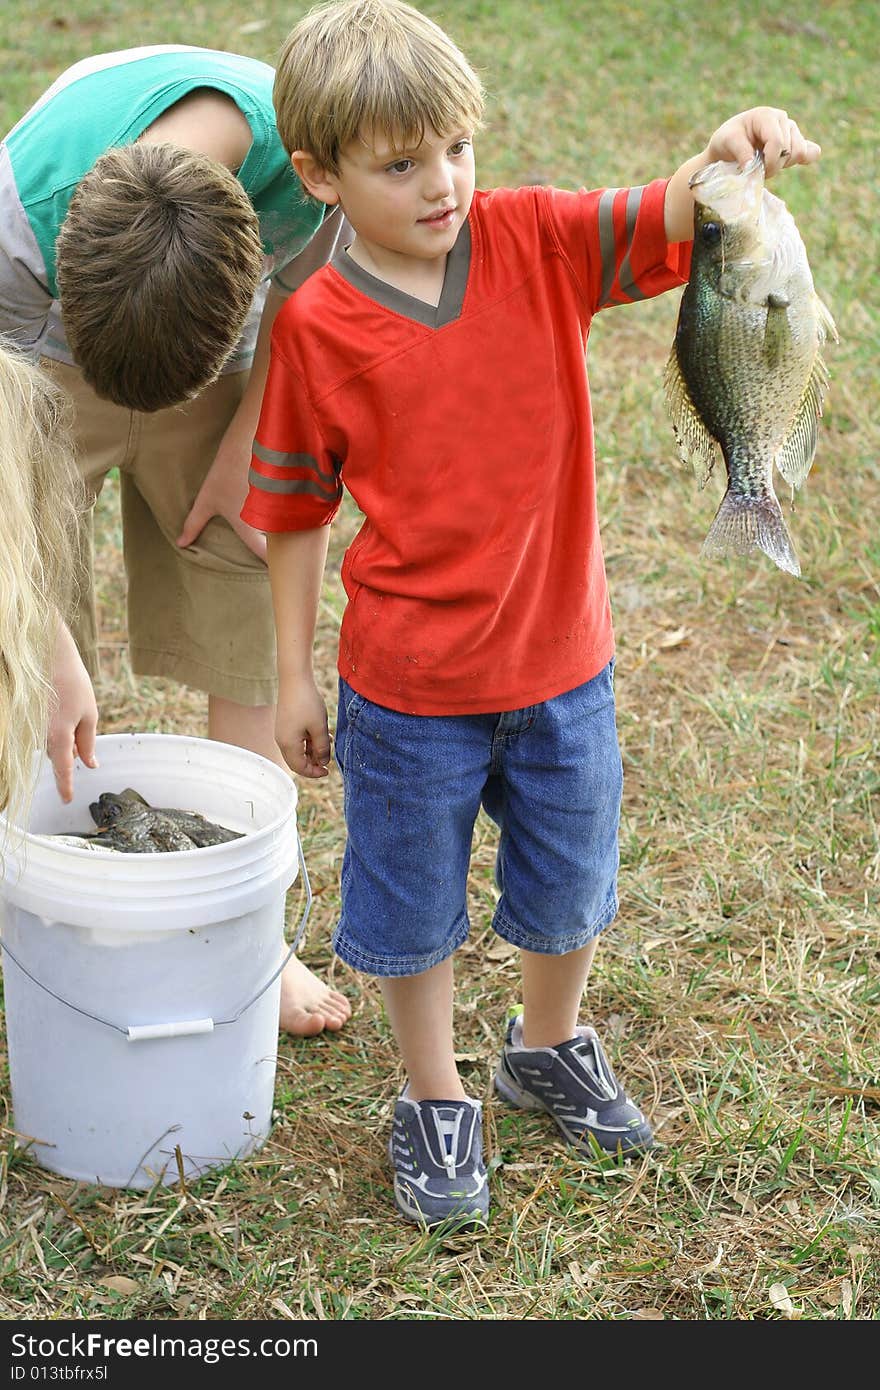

{"left": 1, "top": 0, "right": 878, "bottom": 1322}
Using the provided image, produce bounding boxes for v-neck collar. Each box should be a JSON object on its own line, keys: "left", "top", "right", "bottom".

{"left": 330, "top": 219, "right": 471, "bottom": 328}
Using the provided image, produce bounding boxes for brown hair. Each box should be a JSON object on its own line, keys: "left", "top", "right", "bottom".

{"left": 56, "top": 144, "right": 264, "bottom": 412}
{"left": 274, "top": 0, "right": 485, "bottom": 173}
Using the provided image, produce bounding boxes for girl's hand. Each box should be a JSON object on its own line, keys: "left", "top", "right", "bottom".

{"left": 47, "top": 622, "right": 99, "bottom": 802}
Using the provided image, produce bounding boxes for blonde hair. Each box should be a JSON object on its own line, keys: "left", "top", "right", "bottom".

{"left": 56, "top": 144, "right": 264, "bottom": 412}
{"left": 274, "top": 0, "right": 485, "bottom": 172}
{"left": 0, "top": 345, "right": 85, "bottom": 826}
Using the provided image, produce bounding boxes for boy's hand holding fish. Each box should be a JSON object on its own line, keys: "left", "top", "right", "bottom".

{"left": 665, "top": 106, "right": 821, "bottom": 242}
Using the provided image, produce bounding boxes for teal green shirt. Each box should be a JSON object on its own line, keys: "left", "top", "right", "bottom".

{"left": 0, "top": 45, "right": 325, "bottom": 361}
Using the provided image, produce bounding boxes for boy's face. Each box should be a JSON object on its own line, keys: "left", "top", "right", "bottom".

{"left": 307, "top": 125, "right": 476, "bottom": 264}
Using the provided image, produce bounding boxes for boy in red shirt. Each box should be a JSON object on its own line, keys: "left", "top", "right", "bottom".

{"left": 244, "top": 0, "right": 821, "bottom": 1227}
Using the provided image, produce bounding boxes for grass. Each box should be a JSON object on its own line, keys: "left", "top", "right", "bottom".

{"left": 1, "top": 0, "right": 878, "bottom": 1321}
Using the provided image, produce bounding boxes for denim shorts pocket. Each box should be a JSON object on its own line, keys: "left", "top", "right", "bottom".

{"left": 334, "top": 679, "right": 367, "bottom": 777}
{"left": 341, "top": 685, "right": 367, "bottom": 728}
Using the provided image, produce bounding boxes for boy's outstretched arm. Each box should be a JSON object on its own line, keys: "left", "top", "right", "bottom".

{"left": 664, "top": 107, "right": 822, "bottom": 243}
{"left": 266, "top": 527, "right": 333, "bottom": 779}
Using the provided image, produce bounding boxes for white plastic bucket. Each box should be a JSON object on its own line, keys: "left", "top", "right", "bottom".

{"left": 0, "top": 733, "right": 306, "bottom": 1189}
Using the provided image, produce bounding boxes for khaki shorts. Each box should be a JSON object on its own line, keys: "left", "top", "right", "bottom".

{"left": 42, "top": 360, "right": 277, "bottom": 707}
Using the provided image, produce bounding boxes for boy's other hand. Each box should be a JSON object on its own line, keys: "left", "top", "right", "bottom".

{"left": 177, "top": 433, "right": 268, "bottom": 562}
{"left": 706, "top": 107, "right": 821, "bottom": 179}
{"left": 276, "top": 680, "right": 332, "bottom": 779}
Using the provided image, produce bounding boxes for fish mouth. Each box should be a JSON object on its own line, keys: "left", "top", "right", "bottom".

{"left": 689, "top": 149, "right": 765, "bottom": 222}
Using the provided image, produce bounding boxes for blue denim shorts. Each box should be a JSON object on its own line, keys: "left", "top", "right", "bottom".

{"left": 331, "top": 663, "right": 623, "bottom": 977}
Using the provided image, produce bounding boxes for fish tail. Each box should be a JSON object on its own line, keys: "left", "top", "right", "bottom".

{"left": 701, "top": 488, "right": 801, "bottom": 577}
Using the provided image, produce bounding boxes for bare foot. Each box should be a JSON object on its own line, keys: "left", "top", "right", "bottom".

{"left": 279, "top": 953, "right": 352, "bottom": 1036}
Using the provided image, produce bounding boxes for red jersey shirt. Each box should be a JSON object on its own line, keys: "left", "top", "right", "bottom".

{"left": 242, "top": 180, "right": 691, "bottom": 714}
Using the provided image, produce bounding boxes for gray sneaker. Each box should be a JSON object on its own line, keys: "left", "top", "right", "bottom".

{"left": 388, "top": 1093, "right": 489, "bottom": 1228}
{"left": 495, "top": 1013, "right": 654, "bottom": 1156}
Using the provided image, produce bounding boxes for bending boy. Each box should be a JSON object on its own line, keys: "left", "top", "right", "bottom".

{"left": 0, "top": 46, "right": 349, "bottom": 1034}
{"left": 245, "top": 0, "right": 821, "bottom": 1222}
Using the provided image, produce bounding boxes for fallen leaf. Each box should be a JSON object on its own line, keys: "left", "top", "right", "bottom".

{"left": 632, "top": 1308, "right": 665, "bottom": 1319}
{"left": 653, "top": 1105, "right": 684, "bottom": 1123}
{"left": 699, "top": 1244, "right": 724, "bottom": 1274}
{"left": 486, "top": 939, "right": 515, "bottom": 960}
{"left": 731, "top": 1192, "right": 758, "bottom": 1214}
{"left": 271, "top": 1297, "right": 299, "bottom": 1320}
{"left": 99, "top": 1276, "right": 139, "bottom": 1296}
{"left": 656, "top": 627, "right": 690, "bottom": 650}
{"left": 769, "top": 1282, "right": 795, "bottom": 1316}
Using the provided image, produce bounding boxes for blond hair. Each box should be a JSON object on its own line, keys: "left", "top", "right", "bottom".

{"left": 56, "top": 144, "right": 264, "bottom": 412}
{"left": 0, "top": 345, "right": 85, "bottom": 827}
{"left": 274, "top": 0, "right": 485, "bottom": 172}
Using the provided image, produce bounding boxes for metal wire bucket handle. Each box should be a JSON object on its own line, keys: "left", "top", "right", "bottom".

{"left": 0, "top": 831, "right": 312, "bottom": 1042}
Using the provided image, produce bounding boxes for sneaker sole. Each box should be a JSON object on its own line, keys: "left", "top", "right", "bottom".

{"left": 388, "top": 1134, "right": 490, "bottom": 1229}
{"left": 392, "top": 1175, "right": 489, "bottom": 1230}
{"left": 494, "top": 1062, "right": 654, "bottom": 1155}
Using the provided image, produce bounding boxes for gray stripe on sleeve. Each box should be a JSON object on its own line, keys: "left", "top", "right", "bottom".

{"left": 253, "top": 441, "right": 335, "bottom": 473}
{"left": 616, "top": 186, "right": 647, "bottom": 301}
{"left": 597, "top": 189, "right": 621, "bottom": 309}
{"left": 248, "top": 467, "right": 341, "bottom": 501}
{"left": 249, "top": 444, "right": 342, "bottom": 501}
{"left": 253, "top": 440, "right": 341, "bottom": 479}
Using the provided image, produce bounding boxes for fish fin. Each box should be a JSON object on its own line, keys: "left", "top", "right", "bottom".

{"left": 717, "top": 267, "right": 741, "bottom": 301}
{"left": 815, "top": 294, "right": 839, "bottom": 346}
{"left": 773, "top": 350, "right": 832, "bottom": 490}
{"left": 663, "top": 349, "right": 718, "bottom": 488}
{"left": 701, "top": 488, "right": 801, "bottom": 577}
{"left": 763, "top": 297, "right": 793, "bottom": 371}
{"left": 120, "top": 788, "right": 150, "bottom": 806}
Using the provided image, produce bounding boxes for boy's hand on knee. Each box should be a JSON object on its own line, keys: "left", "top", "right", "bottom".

{"left": 177, "top": 437, "right": 268, "bottom": 562}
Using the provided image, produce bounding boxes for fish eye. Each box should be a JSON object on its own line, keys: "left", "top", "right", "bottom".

{"left": 701, "top": 221, "right": 722, "bottom": 244}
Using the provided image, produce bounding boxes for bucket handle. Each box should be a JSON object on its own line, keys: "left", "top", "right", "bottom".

{"left": 0, "top": 831, "right": 312, "bottom": 1042}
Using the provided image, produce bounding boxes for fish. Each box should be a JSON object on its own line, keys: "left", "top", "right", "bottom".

{"left": 89, "top": 788, "right": 244, "bottom": 848}
{"left": 664, "top": 149, "right": 837, "bottom": 576}
{"left": 42, "top": 787, "right": 244, "bottom": 854}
